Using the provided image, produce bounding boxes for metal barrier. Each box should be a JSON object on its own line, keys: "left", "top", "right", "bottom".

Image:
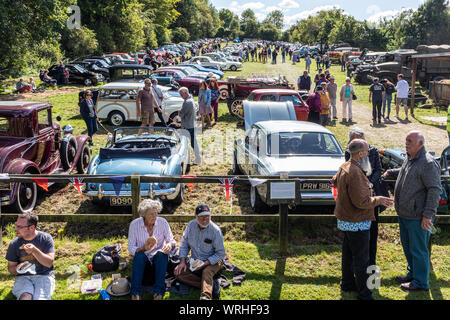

{"left": 1, "top": 174, "right": 449, "bottom": 255}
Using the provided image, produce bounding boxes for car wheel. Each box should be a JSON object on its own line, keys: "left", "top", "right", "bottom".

{"left": 76, "top": 143, "right": 91, "bottom": 174}
{"left": 108, "top": 110, "right": 125, "bottom": 126}
{"left": 84, "top": 78, "right": 93, "bottom": 86}
{"left": 230, "top": 65, "right": 237, "bottom": 71}
{"left": 14, "top": 172, "right": 37, "bottom": 214}
{"left": 228, "top": 98, "right": 244, "bottom": 120}
{"left": 188, "top": 86, "right": 199, "bottom": 96}
{"left": 60, "top": 134, "right": 78, "bottom": 171}
{"left": 250, "top": 185, "right": 270, "bottom": 213}
{"left": 219, "top": 87, "right": 229, "bottom": 100}
{"left": 173, "top": 183, "right": 184, "bottom": 205}
{"left": 232, "top": 152, "right": 242, "bottom": 175}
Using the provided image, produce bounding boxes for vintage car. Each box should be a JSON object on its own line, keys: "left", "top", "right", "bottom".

{"left": 48, "top": 63, "right": 104, "bottom": 86}
{"left": 152, "top": 69, "right": 202, "bottom": 96}
{"left": 226, "top": 76, "right": 295, "bottom": 119}
{"left": 109, "top": 64, "right": 153, "bottom": 83}
{"left": 202, "top": 54, "right": 242, "bottom": 71}
{"left": 0, "top": 101, "right": 91, "bottom": 213}
{"left": 379, "top": 146, "right": 450, "bottom": 214}
{"left": 178, "top": 63, "right": 224, "bottom": 78}
{"left": 158, "top": 66, "right": 220, "bottom": 80}
{"left": 94, "top": 82, "right": 198, "bottom": 126}
{"left": 187, "top": 56, "right": 227, "bottom": 71}
{"left": 247, "top": 89, "right": 309, "bottom": 121}
{"left": 84, "top": 127, "right": 190, "bottom": 205}
{"left": 233, "top": 101, "right": 345, "bottom": 212}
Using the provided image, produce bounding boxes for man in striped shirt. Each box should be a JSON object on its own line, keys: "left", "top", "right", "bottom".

{"left": 174, "top": 203, "right": 226, "bottom": 300}
{"left": 128, "top": 199, "right": 177, "bottom": 300}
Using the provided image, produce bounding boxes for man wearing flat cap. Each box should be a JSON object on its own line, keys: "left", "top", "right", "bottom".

{"left": 174, "top": 203, "right": 226, "bottom": 300}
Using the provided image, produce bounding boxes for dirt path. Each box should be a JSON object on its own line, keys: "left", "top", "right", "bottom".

{"left": 0, "top": 86, "right": 82, "bottom": 101}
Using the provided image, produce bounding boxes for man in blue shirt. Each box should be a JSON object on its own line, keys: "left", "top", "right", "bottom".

{"left": 174, "top": 203, "right": 226, "bottom": 300}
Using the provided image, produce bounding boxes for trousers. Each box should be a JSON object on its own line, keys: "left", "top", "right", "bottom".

{"left": 176, "top": 261, "right": 223, "bottom": 300}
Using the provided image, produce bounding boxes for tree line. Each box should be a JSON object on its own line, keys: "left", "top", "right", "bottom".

{"left": 0, "top": 0, "right": 448, "bottom": 80}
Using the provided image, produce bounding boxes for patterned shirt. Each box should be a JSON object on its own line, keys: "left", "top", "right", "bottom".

{"left": 128, "top": 217, "right": 176, "bottom": 260}
{"left": 337, "top": 219, "right": 371, "bottom": 232}
{"left": 179, "top": 220, "right": 226, "bottom": 265}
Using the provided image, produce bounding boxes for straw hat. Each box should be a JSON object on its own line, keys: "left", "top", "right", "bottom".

{"left": 105, "top": 278, "right": 130, "bottom": 297}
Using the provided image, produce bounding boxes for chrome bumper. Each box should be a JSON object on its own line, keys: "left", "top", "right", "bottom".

{"left": 84, "top": 183, "right": 180, "bottom": 201}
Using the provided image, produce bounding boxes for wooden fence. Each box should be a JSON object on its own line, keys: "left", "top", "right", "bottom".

{"left": 1, "top": 174, "right": 449, "bottom": 255}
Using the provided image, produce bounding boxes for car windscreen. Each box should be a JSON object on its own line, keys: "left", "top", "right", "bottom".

{"left": 114, "top": 127, "right": 178, "bottom": 143}
{"left": 267, "top": 132, "right": 343, "bottom": 155}
{"left": 72, "top": 65, "right": 87, "bottom": 73}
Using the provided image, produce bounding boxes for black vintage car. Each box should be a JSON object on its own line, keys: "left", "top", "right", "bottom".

{"left": 48, "top": 64, "right": 104, "bottom": 86}
{"left": 71, "top": 60, "right": 110, "bottom": 82}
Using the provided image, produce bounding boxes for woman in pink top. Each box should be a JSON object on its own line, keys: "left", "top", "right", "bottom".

{"left": 128, "top": 199, "right": 176, "bottom": 300}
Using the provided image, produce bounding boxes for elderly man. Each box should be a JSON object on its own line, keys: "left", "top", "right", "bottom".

{"left": 382, "top": 131, "right": 441, "bottom": 291}
{"left": 345, "top": 128, "right": 389, "bottom": 267}
{"left": 332, "top": 139, "right": 393, "bottom": 300}
{"left": 178, "top": 86, "right": 201, "bottom": 165}
{"left": 128, "top": 199, "right": 177, "bottom": 300}
{"left": 297, "top": 70, "right": 312, "bottom": 92}
{"left": 136, "top": 78, "right": 159, "bottom": 133}
{"left": 174, "top": 204, "right": 226, "bottom": 300}
{"left": 5, "top": 213, "right": 55, "bottom": 300}
{"left": 327, "top": 75, "right": 338, "bottom": 120}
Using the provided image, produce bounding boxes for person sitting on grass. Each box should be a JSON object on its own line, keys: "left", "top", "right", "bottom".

{"left": 5, "top": 213, "right": 55, "bottom": 300}
{"left": 174, "top": 203, "right": 226, "bottom": 300}
{"left": 128, "top": 199, "right": 177, "bottom": 300}
{"left": 15, "top": 78, "right": 31, "bottom": 93}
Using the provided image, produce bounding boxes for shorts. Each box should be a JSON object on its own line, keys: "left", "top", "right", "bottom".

{"left": 396, "top": 98, "right": 408, "bottom": 106}
{"left": 12, "top": 275, "right": 55, "bottom": 300}
{"left": 141, "top": 110, "right": 155, "bottom": 126}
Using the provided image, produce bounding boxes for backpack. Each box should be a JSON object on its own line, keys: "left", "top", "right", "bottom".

{"left": 90, "top": 244, "right": 122, "bottom": 273}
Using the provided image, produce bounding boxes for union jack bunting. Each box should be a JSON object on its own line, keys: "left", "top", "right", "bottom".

{"left": 218, "top": 178, "right": 235, "bottom": 201}
{"left": 69, "top": 177, "right": 85, "bottom": 196}
{"left": 329, "top": 181, "right": 338, "bottom": 201}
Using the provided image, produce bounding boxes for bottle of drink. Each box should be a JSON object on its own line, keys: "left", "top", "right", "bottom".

{"left": 100, "top": 289, "right": 111, "bottom": 300}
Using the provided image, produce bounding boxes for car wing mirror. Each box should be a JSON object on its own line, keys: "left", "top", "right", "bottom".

{"left": 105, "top": 133, "right": 113, "bottom": 147}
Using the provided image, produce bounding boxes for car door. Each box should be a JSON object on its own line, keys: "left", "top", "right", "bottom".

{"left": 67, "top": 66, "right": 81, "bottom": 83}
{"left": 35, "top": 108, "right": 58, "bottom": 172}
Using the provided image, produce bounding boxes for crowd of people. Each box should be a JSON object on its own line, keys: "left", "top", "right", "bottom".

{"left": 5, "top": 127, "right": 440, "bottom": 300}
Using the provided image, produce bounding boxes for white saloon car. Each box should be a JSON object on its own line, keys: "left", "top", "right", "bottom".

{"left": 95, "top": 82, "right": 198, "bottom": 126}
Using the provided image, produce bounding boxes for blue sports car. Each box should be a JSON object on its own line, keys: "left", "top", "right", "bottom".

{"left": 84, "top": 127, "right": 190, "bottom": 206}
{"left": 179, "top": 63, "right": 224, "bottom": 78}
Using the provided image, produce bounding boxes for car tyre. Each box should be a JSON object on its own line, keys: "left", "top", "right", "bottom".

{"left": 13, "top": 171, "right": 37, "bottom": 214}
{"left": 250, "top": 185, "right": 271, "bottom": 213}
{"left": 108, "top": 110, "right": 125, "bottom": 126}
{"left": 84, "top": 78, "right": 93, "bottom": 86}
{"left": 60, "top": 134, "right": 78, "bottom": 171}
{"left": 76, "top": 143, "right": 91, "bottom": 173}
{"left": 230, "top": 65, "right": 237, "bottom": 71}
{"left": 228, "top": 98, "right": 244, "bottom": 119}
{"left": 173, "top": 183, "right": 184, "bottom": 205}
{"left": 232, "top": 152, "right": 242, "bottom": 175}
{"left": 189, "top": 86, "right": 199, "bottom": 96}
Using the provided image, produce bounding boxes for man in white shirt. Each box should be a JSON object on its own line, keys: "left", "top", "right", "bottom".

{"left": 394, "top": 74, "right": 410, "bottom": 120}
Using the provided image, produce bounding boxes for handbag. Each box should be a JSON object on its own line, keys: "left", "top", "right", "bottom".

{"left": 352, "top": 93, "right": 357, "bottom": 100}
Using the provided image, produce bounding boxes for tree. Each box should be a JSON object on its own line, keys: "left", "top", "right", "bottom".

{"left": 61, "top": 26, "right": 100, "bottom": 59}
{"left": 259, "top": 22, "right": 281, "bottom": 41}
{"left": 264, "top": 10, "right": 284, "bottom": 30}
{"left": 172, "top": 27, "right": 190, "bottom": 43}
{"left": 240, "top": 9, "right": 260, "bottom": 38}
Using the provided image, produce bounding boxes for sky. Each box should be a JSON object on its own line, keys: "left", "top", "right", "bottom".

{"left": 211, "top": 0, "right": 428, "bottom": 30}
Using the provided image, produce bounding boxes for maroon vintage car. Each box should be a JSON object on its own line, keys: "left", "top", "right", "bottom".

{"left": 152, "top": 69, "right": 202, "bottom": 96}
{"left": 247, "top": 89, "right": 310, "bottom": 121}
{"left": 226, "top": 76, "right": 296, "bottom": 119}
{"left": 0, "top": 101, "right": 91, "bottom": 213}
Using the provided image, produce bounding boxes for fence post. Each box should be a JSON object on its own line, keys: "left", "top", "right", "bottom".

{"left": 131, "top": 174, "right": 141, "bottom": 220}
{"left": 0, "top": 198, "right": 2, "bottom": 248}
{"left": 278, "top": 203, "right": 289, "bottom": 255}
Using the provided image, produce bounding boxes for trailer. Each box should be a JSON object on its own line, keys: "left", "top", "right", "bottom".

{"left": 429, "top": 80, "right": 450, "bottom": 109}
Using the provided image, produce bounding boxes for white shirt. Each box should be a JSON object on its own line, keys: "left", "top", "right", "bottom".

{"left": 395, "top": 79, "right": 409, "bottom": 98}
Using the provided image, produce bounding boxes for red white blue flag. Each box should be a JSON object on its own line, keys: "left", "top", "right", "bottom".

{"left": 69, "top": 177, "right": 85, "bottom": 196}
{"left": 218, "top": 178, "right": 235, "bottom": 201}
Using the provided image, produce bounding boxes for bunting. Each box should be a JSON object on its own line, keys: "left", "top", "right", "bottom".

{"left": 69, "top": 177, "right": 85, "bottom": 196}
{"left": 329, "top": 181, "right": 338, "bottom": 201}
{"left": 182, "top": 175, "right": 197, "bottom": 191}
{"left": 110, "top": 176, "right": 125, "bottom": 198}
{"left": 218, "top": 178, "right": 235, "bottom": 201}
{"left": 33, "top": 178, "right": 49, "bottom": 191}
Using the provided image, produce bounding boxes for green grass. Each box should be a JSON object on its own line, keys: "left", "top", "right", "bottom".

{"left": 0, "top": 235, "right": 448, "bottom": 300}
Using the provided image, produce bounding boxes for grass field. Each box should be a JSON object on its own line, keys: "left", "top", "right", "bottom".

{"left": 0, "top": 55, "right": 449, "bottom": 300}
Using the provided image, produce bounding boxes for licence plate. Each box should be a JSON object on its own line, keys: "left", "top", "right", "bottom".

{"left": 110, "top": 197, "right": 133, "bottom": 206}
{"left": 301, "top": 182, "right": 330, "bottom": 190}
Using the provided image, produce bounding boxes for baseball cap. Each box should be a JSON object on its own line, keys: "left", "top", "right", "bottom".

{"left": 195, "top": 203, "right": 211, "bottom": 216}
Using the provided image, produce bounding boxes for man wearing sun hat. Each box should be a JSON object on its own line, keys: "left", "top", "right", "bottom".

{"left": 174, "top": 203, "right": 226, "bottom": 300}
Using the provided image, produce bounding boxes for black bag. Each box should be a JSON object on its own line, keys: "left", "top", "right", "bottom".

{"left": 352, "top": 93, "right": 357, "bottom": 100}
{"left": 91, "top": 244, "right": 122, "bottom": 273}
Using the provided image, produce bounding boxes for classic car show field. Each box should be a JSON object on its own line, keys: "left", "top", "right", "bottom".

{"left": 0, "top": 57, "right": 449, "bottom": 301}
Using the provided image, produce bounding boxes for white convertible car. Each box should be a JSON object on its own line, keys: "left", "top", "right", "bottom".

{"left": 233, "top": 101, "right": 345, "bottom": 212}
